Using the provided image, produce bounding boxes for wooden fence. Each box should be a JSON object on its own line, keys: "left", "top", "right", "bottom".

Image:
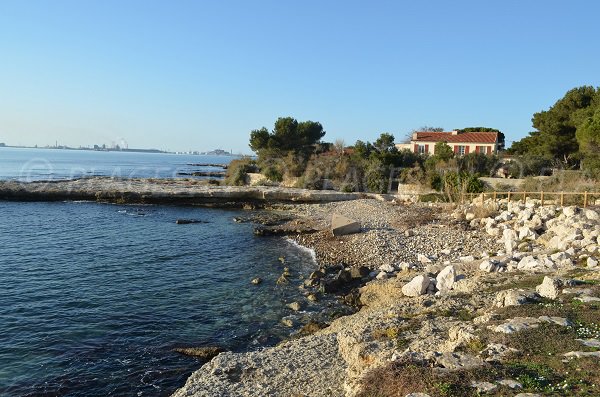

{"left": 462, "top": 191, "right": 600, "bottom": 208}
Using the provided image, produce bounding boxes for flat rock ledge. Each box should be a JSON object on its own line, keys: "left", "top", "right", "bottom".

{"left": 0, "top": 178, "right": 363, "bottom": 206}
{"left": 172, "top": 333, "right": 346, "bottom": 397}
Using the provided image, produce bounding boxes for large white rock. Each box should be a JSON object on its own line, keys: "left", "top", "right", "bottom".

{"left": 417, "top": 253, "right": 432, "bottom": 264}
{"left": 401, "top": 275, "right": 430, "bottom": 297}
{"left": 518, "top": 226, "right": 538, "bottom": 241}
{"left": 436, "top": 265, "right": 456, "bottom": 292}
{"left": 563, "top": 206, "right": 578, "bottom": 217}
{"left": 479, "top": 260, "right": 497, "bottom": 273}
{"left": 584, "top": 208, "right": 599, "bottom": 221}
{"left": 588, "top": 256, "right": 599, "bottom": 268}
{"left": 379, "top": 263, "right": 395, "bottom": 273}
{"left": 503, "top": 229, "right": 518, "bottom": 254}
{"left": 536, "top": 276, "right": 562, "bottom": 299}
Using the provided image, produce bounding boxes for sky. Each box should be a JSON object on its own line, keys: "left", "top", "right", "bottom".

{"left": 1, "top": 0, "right": 599, "bottom": 154}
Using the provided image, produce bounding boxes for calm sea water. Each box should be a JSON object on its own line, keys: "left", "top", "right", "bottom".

{"left": 0, "top": 147, "right": 235, "bottom": 181}
{"left": 0, "top": 149, "right": 331, "bottom": 396}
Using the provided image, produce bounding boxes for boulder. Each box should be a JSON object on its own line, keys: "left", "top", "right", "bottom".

{"left": 287, "top": 301, "right": 303, "bottom": 311}
{"left": 251, "top": 277, "right": 262, "bottom": 285}
{"left": 417, "top": 253, "right": 432, "bottom": 264}
{"left": 495, "top": 289, "right": 537, "bottom": 307}
{"left": 518, "top": 226, "right": 538, "bottom": 241}
{"left": 471, "top": 381, "right": 497, "bottom": 393}
{"left": 174, "top": 346, "right": 224, "bottom": 360}
{"left": 587, "top": 256, "right": 599, "bottom": 268}
{"left": 436, "top": 265, "right": 456, "bottom": 292}
{"left": 331, "top": 214, "right": 361, "bottom": 236}
{"left": 349, "top": 266, "right": 370, "bottom": 279}
{"left": 479, "top": 260, "right": 497, "bottom": 273}
{"left": 401, "top": 275, "right": 430, "bottom": 297}
{"left": 563, "top": 206, "right": 578, "bottom": 217}
{"left": 536, "top": 276, "right": 562, "bottom": 299}
{"left": 584, "top": 208, "right": 599, "bottom": 221}
{"left": 503, "top": 229, "right": 518, "bottom": 254}
{"left": 379, "top": 263, "right": 395, "bottom": 273}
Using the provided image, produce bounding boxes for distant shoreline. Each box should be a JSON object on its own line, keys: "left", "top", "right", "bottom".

{"left": 0, "top": 145, "right": 247, "bottom": 156}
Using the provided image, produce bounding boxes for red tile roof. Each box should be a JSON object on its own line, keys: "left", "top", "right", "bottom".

{"left": 414, "top": 131, "right": 498, "bottom": 144}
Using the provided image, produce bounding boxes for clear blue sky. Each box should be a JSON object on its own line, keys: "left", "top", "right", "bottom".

{"left": 1, "top": 0, "right": 599, "bottom": 153}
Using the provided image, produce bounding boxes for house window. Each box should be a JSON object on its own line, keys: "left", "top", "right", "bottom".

{"left": 418, "top": 145, "right": 426, "bottom": 154}
{"left": 476, "top": 146, "right": 486, "bottom": 153}
{"left": 457, "top": 145, "right": 466, "bottom": 156}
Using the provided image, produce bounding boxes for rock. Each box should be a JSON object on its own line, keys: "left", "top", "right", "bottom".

{"left": 307, "top": 293, "right": 318, "bottom": 302}
{"left": 435, "top": 352, "right": 485, "bottom": 369}
{"left": 174, "top": 346, "right": 224, "bottom": 360}
{"left": 309, "top": 270, "right": 325, "bottom": 279}
{"left": 536, "top": 276, "right": 562, "bottom": 299}
{"left": 564, "top": 351, "right": 600, "bottom": 359}
{"left": 417, "top": 253, "right": 432, "bottom": 264}
{"left": 331, "top": 213, "right": 361, "bottom": 236}
{"left": 575, "top": 295, "right": 600, "bottom": 303}
{"left": 435, "top": 265, "right": 456, "bottom": 292}
{"left": 495, "top": 289, "right": 537, "bottom": 307}
{"left": 479, "top": 260, "right": 497, "bottom": 273}
{"left": 575, "top": 338, "right": 600, "bottom": 348}
{"left": 281, "top": 317, "right": 295, "bottom": 327}
{"left": 405, "top": 394, "right": 431, "bottom": 397}
{"left": 518, "top": 226, "right": 538, "bottom": 241}
{"left": 404, "top": 229, "right": 415, "bottom": 237}
{"left": 175, "top": 219, "right": 208, "bottom": 224}
{"left": 349, "top": 266, "right": 370, "bottom": 279}
{"left": 584, "top": 208, "right": 599, "bottom": 221}
{"left": 563, "top": 206, "right": 578, "bottom": 217}
{"left": 587, "top": 256, "right": 599, "bottom": 268}
{"left": 287, "top": 301, "right": 303, "bottom": 311}
{"left": 503, "top": 229, "right": 518, "bottom": 254}
{"left": 493, "top": 316, "right": 571, "bottom": 334}
{"left": 459, "top": 255, "right": 475, "bottom": 263}
{"left": 276, "top": 274, "right": 290, "bottom": 285}
{"left": 401, "top": 275, "right": 430, "bottom": 297}
{"left": 465, "top": 212, "right": 476, "bottom": 221}
{"left": 251, "top": 277, "right": 262, "bottom": 285}
{"left": 379, "top": 263, "right": 395, "bottom": 273}
{"left": 471, "top": 381, "right": 497, "bottom": 393}
{"left": 376, "top": 271, "right": 388, "bottom": 280}
{"left": 498, "top": 379, "right": 522, "bottom": 389}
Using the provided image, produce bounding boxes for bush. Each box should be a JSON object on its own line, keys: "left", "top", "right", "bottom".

{"left": 224, "top": 158, "right": 257, "bottom": 186}
{"left": 262, "top": 165, "right": 283, "bottom": 182}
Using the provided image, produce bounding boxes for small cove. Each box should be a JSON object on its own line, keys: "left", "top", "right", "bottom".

{"left": 0, "top": 201, "right": 337, "bottom": 396}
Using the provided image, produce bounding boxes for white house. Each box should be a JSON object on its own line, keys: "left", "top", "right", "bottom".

{"left": 396, "top": 130, "right": 501, "bottom": 155}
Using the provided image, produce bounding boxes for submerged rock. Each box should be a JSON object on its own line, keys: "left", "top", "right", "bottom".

{"left": 174, "top": 346, "right": 224, "bottom": 360}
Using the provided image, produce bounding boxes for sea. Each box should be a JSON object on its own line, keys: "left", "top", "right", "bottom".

{"left": 0, "top": 148, "right": 332, "bottom": 396}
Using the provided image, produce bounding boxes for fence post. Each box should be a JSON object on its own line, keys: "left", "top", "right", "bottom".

{"left": 508, "top": 191, "right": 511, "bottom": 202}
{"left": 560, "top": 192, "right": 564, "bottom": 207}
{"left": 493, "top": 191, "right": 497, "bottom": 201}
{"left": 583, "top": 191, "right": 588, "bottom": 208}
{"left": 523, "top": 191, "right": 527, "bottom": 204}
{"left": 540, "top": 191, "right": 544, "bottom": 206}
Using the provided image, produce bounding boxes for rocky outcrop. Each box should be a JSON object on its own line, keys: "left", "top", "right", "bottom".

{"left": 0, "top": 178, "right": 363, "bottom": 206}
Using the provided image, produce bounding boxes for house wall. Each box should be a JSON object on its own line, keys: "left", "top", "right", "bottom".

{"left": 395, "top": 142, "right": 498, "bottom": 155}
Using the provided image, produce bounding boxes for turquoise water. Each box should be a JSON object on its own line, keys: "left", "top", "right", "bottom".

{"left": 0, "top": 147, "right": 234, "bottom": 181}
{"left": 0, "top": 201, "right": 323, "bottom": 396}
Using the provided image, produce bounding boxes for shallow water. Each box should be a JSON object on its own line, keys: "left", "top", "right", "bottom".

{"left": 0, "top": 201, "right": 323, "bottom": 396}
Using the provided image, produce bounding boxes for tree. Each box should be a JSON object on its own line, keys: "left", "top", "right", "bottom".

{"left": 509, "top": 86, "right": 600, "bottom": 165}
{"left": 576, "top": 108, "right": 600, "bottom": 176}
{"left": 433, "top": 142, "right": 454, "bottom": 162}
{"left": 373, "top": 133, "right": 397, "bottom": 154}
{"left": 249, "top": 117, "right": 326, "bottom": 159}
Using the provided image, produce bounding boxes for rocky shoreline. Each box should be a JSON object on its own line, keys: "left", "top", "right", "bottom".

{"left": 172, "top": 197, "right": 600, "bottom": 397}
{"left": 0, "top": 178, "right": 364, "bottom": 206}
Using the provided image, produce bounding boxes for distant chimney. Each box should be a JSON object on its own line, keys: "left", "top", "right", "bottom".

{"left": 412, "top": 132, "right": 418, "bottom": 140}
{"left": 451, "top": 130, "right": 459, "bottom": 135}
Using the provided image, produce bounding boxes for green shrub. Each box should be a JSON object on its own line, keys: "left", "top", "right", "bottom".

{"left": 224, "top": 158, "right": 257, "bottom": 186}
